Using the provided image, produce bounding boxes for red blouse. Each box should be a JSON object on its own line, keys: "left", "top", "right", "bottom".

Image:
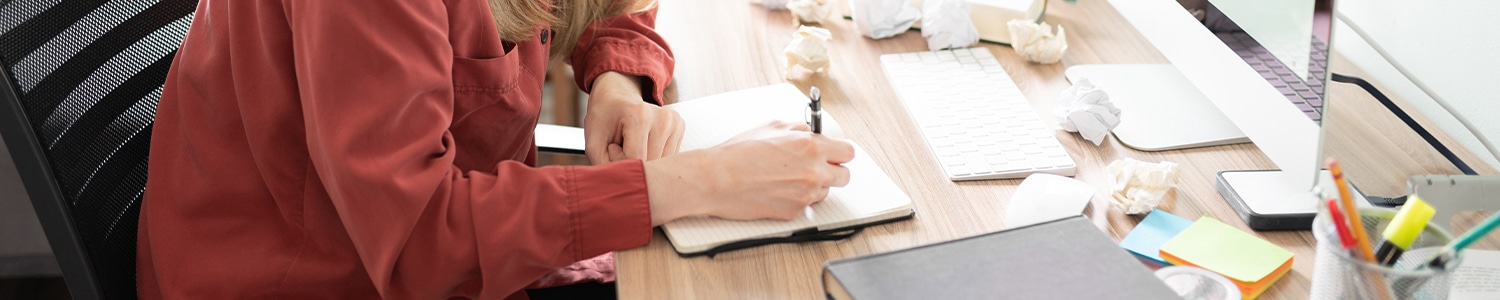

{"left": 137, "top": 0, "right": 674, "bottom": 298}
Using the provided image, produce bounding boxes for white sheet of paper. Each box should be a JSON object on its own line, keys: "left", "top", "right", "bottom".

{"left": 1453, "top": 249, "right": 1500, "bottom": 299}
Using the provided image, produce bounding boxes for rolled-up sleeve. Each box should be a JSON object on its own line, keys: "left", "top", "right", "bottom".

{"left": 283, "top": 0, "right": 652, "bottom": 299}
{"left": 569, "top": 6, "right": 675, "bottom": 104}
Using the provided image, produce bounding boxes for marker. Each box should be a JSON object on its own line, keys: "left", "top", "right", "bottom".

{"left": 1374, "top": 196, "right": 1435, "bottom": 266}
{"left": 1395, "top": 206, "right": 1500, "bottom": 296}
{"left": 1326, "top": 199, "right": 1356, "bottom": 251}
{"left": 1425, "top": 207, "right": 1500, "bottom": 269}
{"left": 1329, "top": 158, "right": 1377, "bottom": 263}
{"left": 807, "top": 86, "right": 823, "bottom": 134}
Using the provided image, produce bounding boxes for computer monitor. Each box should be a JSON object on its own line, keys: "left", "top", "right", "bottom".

{"left": 1111, "top": 0, "right": 1339, "bottom": 229}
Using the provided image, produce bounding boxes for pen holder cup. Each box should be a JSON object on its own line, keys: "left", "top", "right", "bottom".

{"left": 1310, "top": 207, "right": 1462, "bottom": 300}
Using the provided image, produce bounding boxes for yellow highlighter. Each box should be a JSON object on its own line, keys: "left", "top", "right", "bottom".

{"left": 1375, "top": 196, "right": 1436, "bottom": 266}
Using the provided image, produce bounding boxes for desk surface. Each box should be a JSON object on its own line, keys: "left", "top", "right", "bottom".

{"left": 618, "top": 1, "right": 1496, "bottom": 299}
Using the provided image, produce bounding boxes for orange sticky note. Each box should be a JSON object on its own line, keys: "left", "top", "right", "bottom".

{"left": 1159, "top": 217, "right": 1294, "bottom": 299}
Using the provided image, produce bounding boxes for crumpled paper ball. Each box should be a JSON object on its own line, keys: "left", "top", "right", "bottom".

{"left": 784, "top": 26, "right": 833, "bottom": 79}
{"left": 1007, "top": 19, "right": 1068, "bottom": 64}
{"left": 920, "top": 0, "right": 980, "bottom": 51}
{"left": 1106, "top": 158, "right": 1179, "bottom": 215}
{"left": 1053, "top": 78, "right": 1121, "bottom": 146}
{"left": 850, "top": 0, "right": 920, "bottom": 39}
{"left": 787, "top": 0, "right": 834, "bottom": 24}
{"left": 756, "top": 0, "right": 792, "bottom": 9}
{"left": 759, "top": 0, "right": 789, "bottom": 10}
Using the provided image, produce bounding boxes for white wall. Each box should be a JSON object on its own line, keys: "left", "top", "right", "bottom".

{"left": 1333, "top": 0, "right": 1500, "bottom": 169}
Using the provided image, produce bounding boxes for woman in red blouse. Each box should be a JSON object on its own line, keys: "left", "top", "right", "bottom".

{"left": 137, "top": 0, "right": 853, "bottom": 299}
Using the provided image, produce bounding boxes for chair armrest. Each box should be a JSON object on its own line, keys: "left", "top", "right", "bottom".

{"left": 535, "top": 124, "right": 585, "bottom": 155}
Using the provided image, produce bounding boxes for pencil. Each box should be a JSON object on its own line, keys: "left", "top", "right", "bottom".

{"left": 1329, "top": 158, "right": 1394, "bottom": 300}
{"left": 1329, "top": 158, "right": 1377, "bottom": 263}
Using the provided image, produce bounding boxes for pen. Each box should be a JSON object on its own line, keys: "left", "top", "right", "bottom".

{"left": 1326, "top": 198, "right": 1356, "bottom": 251}
{"left": 1329, "top": 158, "right": 1378, "bottom": 263}
{"left": 808, "top": 86, "right": 823, "bottom": 134}
{"left": 1424, "top": 207, "right": 1500, "bottom": 269}
{"left": 1374, "top": 196, "right": 1435, "bottom": 266}
{"left": 1395, "top": 203, "right": 1500, "bottom": 297}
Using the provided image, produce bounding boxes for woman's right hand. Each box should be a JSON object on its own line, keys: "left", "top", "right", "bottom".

{"left": 643, "top": 121, "right": 856, "bottom": 225}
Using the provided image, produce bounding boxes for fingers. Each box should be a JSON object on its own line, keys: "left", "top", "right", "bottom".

{"left": 646, "top": 119, "right": 669, "bottom": 160}
{"left": 579, "top": 111, "right": 615, "bottom": 164}
{"left": 608, "top": 143, "right": 627, "bottom": 161}
{"left": 663, "top": 113, "right": 685, "bottom": 157}
{"left": 815, "top": 137, "right": 856, "bottom": 164}
{"left": 582, "top": 130, "right": 612, "bottom": 165}
{"left": 808, "top": 187, "right": 831, "bottom": 206}
{"left": 821, "top": 164, "right": 852, "bottom": 188}
{"left": 770, "top": 120, "right": 812, "bottom": 132}
{"left": 622, "top": 117, "right": 650, "bottom": 160}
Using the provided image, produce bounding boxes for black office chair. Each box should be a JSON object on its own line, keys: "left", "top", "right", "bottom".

{"left": 0, "top": 1, "right": 198, "bottom": 299}
{"left": 1, "top": 2, "right": 590, "bottom": 299}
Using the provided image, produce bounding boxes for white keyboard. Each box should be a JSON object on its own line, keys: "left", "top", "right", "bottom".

{"left": 880, "top": 48, "right": 1076, "bottom": 181}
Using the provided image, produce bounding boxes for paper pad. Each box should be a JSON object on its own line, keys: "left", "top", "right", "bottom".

{"left": 1119, "top": 209, "right": 1193, "bottom": 265}
{"left": 1159, "top": 217, "right": 1293, "bottom": 299}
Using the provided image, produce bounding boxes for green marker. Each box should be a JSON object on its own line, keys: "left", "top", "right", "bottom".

{"left": 1375, "top": 196, "right": 1435, "bottom": 266}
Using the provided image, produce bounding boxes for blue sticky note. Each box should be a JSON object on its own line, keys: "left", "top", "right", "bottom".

{"left": 1120, "top": 209, "right": 1194, "bottom": 265}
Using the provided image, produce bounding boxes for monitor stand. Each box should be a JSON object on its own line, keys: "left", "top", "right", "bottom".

{"left": 1063, "top": 64, "right": 1249, "bottom": 151}
{"left": 1217, "top": 169, "right": 1369, "bottom": 230}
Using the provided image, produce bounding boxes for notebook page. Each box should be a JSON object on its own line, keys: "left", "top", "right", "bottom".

{"left": 812, "top": 147, "right": 912, "bottom": 230}
{"left": 659, "top": 84, "right": 910, "bottom": 253}
{"left": 662, "top": 146, "right": 913, "bottom": 253}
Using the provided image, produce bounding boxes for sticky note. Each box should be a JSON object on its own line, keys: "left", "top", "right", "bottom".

{"left": 1120, "top": 209, "right": 1194, "bottom": 265}
{"left": 1158, "top": 217, "right": 1293, "bottom": 282}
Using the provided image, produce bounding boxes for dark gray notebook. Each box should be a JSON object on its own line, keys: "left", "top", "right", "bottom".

{"left": 822, "top": 216, "right": 1181, "bottom": 300}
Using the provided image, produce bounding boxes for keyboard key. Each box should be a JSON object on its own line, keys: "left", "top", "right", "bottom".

{"left": 947, "top": 165, "right": 972, "bottom": 177}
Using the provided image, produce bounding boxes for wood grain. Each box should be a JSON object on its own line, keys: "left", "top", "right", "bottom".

{"left": 618, "top": 0, "right": 1494, "bottom": 299}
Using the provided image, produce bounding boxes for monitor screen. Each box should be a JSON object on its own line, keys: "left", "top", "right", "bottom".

{"left": 1199, "top": 0, "right": 1335, "bottom": 123}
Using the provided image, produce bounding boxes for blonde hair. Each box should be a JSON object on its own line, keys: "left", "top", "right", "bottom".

{"left": 486, "top": 0, "right": 655, "bottom": 65}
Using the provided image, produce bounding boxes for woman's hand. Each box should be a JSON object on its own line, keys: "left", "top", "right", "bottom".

{"left": 642, "top": 121, "right": 856, "bottom": 225}
{"left": 583, "top": 71, "right": 684, "bottom": 164}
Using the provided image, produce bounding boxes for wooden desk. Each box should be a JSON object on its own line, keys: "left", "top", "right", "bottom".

{"left": 619, "top": 0, "right": 1496, "bottom": 299}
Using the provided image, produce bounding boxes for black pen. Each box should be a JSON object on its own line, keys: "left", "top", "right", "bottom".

{"left": 808, "top": 86, "right": 822, "bottom": 134}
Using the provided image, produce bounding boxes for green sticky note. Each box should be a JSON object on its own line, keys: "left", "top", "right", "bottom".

{"left": 1158, "top": 217, "right": 1293, "bottom": 282}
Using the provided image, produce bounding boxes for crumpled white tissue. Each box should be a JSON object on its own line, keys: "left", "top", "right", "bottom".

{"left": 787, "top": 0, "right": 834, "bottom": 24}
{"left": 850, "top": 0, "right": 921, "bottom": 39}
{"left": 1106, "top": 158, "right": 1179, "bottom": 215}
{"left": 784, "top": 26, "right": 833, "bottom": 79}
{"left": 759, "top": 0, "right": 789, "bottom": 10}
{"left": 756, "top": 0, "right": 792, "bottom": 9}
{"left": 1007, "top": 19, "right": 1068, "bottom": 64}
{"left": 920, "top": 0, "right": 980, "bottom": 50}
{"left": 1053, "top": 78, "right": 1121, "bottom": 146}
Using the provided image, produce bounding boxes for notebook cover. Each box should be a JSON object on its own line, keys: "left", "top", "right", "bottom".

{"left": 822, "top": 216, "right": 1179, "bottom": 300}
{"left": 669, "top": 209, "right": 915, "bottom": 258}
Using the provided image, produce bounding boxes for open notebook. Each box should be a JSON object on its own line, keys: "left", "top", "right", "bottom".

{"left": 660, "top": 84, "right": 915, "bottom": 257}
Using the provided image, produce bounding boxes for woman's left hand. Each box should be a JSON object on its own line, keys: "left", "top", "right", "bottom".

{"left": 582, "top": 71, "right": 685, "bottom": 164}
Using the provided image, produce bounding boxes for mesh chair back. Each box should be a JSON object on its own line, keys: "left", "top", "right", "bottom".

{"left": 0, "top": 1, "right": 196, "bottom": 299}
